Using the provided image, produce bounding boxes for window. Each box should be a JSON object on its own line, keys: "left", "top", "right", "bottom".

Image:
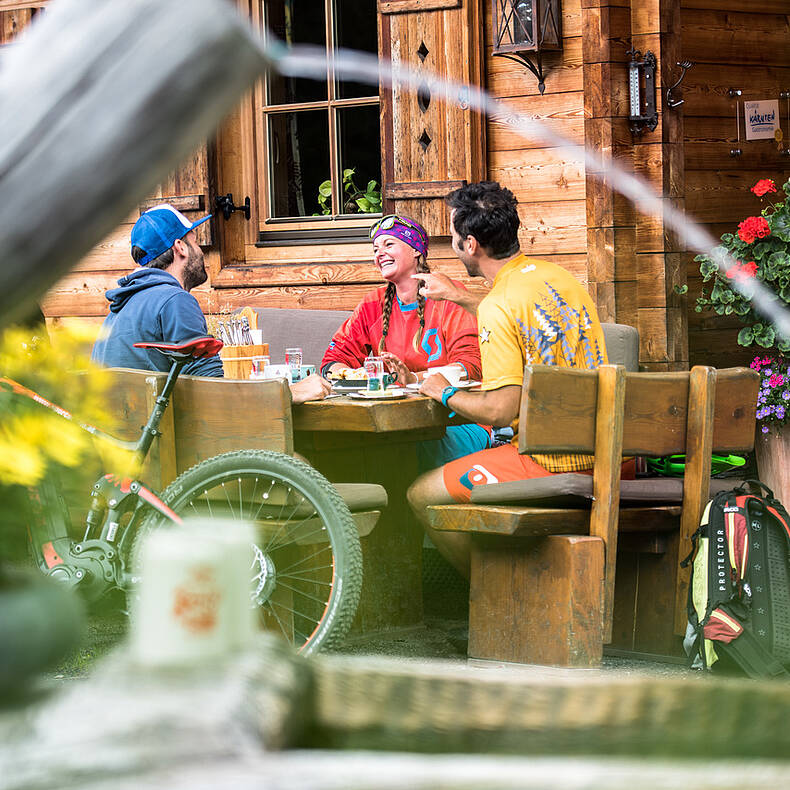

{"left": 258, "top": 0, "right": 381, "bottom": 223}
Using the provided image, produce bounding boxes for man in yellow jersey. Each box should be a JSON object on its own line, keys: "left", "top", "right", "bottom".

{"left": 408, "top": 181, "right": 630, "bottom": 577}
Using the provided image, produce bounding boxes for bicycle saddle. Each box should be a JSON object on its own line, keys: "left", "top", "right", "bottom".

{"left": 134, "top": 336, "right": 224, "bottom": 360}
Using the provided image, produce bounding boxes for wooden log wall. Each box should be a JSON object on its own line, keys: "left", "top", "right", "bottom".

{"left": 486, "top": 0, "right": 589, "bottom": 290}
{"left": 681, "top": 0, "right": 790, "bottom": 369}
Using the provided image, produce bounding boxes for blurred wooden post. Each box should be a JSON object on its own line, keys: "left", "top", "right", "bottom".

{"left": 0, "top": 0, "right": 266, "bottom": 329}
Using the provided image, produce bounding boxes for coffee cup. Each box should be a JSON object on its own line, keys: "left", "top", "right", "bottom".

{"left": 427, "top": 365, "right": 466, "bottom": 385}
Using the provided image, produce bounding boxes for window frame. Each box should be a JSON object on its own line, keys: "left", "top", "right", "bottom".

{"left": 254, "top": 0, "right": 382, "bottom": 229}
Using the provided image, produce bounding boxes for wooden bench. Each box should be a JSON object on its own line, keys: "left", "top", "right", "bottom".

{"left": 426, "top": 364, "right": 759, "bottom": 667}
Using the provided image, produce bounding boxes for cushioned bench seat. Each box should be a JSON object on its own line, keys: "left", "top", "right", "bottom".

{"left": 468, "top": 473, "right": 743, "bottom": 507}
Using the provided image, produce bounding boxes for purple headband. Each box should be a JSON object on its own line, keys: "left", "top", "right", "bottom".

{"left": 370, "top": 215, "right": 428, "bottom": 257}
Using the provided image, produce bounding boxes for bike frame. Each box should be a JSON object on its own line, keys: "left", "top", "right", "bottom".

{"left": 1, "top": 355, "right": 190, "bottom": 599}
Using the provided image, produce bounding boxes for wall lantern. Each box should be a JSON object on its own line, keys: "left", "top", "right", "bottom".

{"left": 492, "top": 0, "right": 563, "bottom": 95}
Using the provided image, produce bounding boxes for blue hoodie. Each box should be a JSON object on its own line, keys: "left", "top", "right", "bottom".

{"left": 91, "top": 268, "right": 223, "bottom": 377}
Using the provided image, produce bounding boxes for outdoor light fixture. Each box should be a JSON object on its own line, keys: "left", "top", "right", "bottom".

{"left": 492, "top": 0, "right": 563, "bottom": 95}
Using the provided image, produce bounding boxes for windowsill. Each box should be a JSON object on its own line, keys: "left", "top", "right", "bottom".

{"left": 256, "top": 225, "right": 376, "bottom": 247}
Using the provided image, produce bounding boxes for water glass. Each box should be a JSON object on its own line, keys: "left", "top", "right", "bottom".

{"left": 250, "top": 355, "right": 270, "bottom": 379}
{"left": 285, "top": 347, "right": 303, "bottom": 380}
{"left": 364, "top": 356, "right": 385, "bottom": 391}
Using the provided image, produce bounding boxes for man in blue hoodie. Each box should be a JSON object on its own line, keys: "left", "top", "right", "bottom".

{"left": 92, "top": 204, "right": 331, "bottom": 401}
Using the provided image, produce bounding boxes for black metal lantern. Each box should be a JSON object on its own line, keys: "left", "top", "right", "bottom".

{"left": 492, "top": 0, "right": 563, "bottom": 94}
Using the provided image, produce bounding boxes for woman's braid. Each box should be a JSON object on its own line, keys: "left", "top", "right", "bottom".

{"left": 378, "top": 282, "right": 396, "bottom": 353}
{"left": 412, "top": 255, "right": 431, "bottom": 353}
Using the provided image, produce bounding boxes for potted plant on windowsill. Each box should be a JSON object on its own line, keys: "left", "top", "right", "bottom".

{"left": 695, "top": 176, "right": 790, "bottom": 499}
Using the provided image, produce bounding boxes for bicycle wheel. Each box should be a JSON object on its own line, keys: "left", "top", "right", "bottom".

{"left": 131, "top": 450, "right": 362, "bottom": 654}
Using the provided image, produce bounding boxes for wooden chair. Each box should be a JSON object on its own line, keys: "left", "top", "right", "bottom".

{"left": 102, "top": 368, "right": 387, "bottom": 535}
{"left": 426, "top": 364, "right": 759, "bottom": 666}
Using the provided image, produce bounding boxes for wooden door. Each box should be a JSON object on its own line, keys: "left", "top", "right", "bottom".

{"left": 379, "top": 0, "right": 486, "bottom": 237}
{"left": 138, "top": 143, "right": 216, "bottom": 249}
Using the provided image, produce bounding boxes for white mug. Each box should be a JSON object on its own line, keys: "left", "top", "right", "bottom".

{"left": 427, "top": 364, "right": 466, "bottom": 386}
{"left": 130, "top": 519, "right": 254, "bottom": 666}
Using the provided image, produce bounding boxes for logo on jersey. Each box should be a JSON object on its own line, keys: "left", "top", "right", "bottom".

{"left": 479, "top": 327, "right": 491, "bottom": 344}
{"left": 459, "top": 464, "right": 499, "bottom": 491}
{"left": 421, "top": 328, "right": 442, "bottom": 363}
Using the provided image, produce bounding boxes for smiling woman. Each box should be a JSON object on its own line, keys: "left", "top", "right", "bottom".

{"left": 319, "top": 214, "right": 492, "bottom": 470}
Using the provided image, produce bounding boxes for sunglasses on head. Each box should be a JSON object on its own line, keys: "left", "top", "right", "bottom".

{"left": 369, "top": 214, "right": 426, "bottom": 242}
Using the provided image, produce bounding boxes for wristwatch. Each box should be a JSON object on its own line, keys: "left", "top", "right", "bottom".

{"left": 441, "top": 385, "right": 459, "bottom": 418}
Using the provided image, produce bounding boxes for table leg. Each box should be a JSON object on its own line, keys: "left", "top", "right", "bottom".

{"left": 295, "top": 433, "right": 425, "bottom": 633}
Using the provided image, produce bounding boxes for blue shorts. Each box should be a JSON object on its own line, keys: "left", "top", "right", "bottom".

{"left": 417, "top": 424, "right": 492, "bottom": 473}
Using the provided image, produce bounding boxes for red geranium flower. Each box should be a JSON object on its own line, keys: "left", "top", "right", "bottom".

{"left": 737, "top": 216, "right": 771, "bottom": 244}
{"left": 751, "top": 179, "right": 777, "bottom": 197}
{"left": 725, "top": 260, "right": 758, "bottom": 282}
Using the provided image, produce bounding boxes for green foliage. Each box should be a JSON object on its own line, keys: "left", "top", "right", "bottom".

{"left": 316, "top": 168, "right": 382, "bottom": 216}
{"left": 696, "top": 176, "right": 790, "bottom": 352}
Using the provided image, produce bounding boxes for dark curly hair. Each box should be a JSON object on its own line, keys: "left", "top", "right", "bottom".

{"left": 446, "top": 181, "right": 520, "bottom": 259}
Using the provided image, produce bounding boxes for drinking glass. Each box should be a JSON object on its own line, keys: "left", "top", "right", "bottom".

{"left": 285, "top": 347, "right": 303, "bottom": 380}
{"left": 250, "top": 355, "right": 270, "bottom": 379}
{"left": 364, "top": 356, "right": 385, "bottom": 391}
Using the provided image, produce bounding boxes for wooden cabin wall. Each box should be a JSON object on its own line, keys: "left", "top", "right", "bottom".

{"left": 682, "top": 0, "right": 790, "bottom": 369}
{"left": 485, "top": 0, "right": 588, "bottom": 289}
{"left": 32, "top": 0, "right": 593, "bottom": 334}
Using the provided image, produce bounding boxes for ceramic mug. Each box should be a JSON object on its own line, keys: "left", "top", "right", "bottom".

{"left": 426, "top": 364, "right": 466, "bottom": 386}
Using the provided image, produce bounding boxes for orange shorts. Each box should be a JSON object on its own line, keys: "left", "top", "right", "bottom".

{"left": 442, "top": 443, "right": 635, "bottom": 503}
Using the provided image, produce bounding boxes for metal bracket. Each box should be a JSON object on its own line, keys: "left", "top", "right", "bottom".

{"left": 627, "top": 49, "right": 658, "bottom": 134}
{"left": 493, "top": 51, "right": 548, "bottom": 95}
{"left": 215, "top": 193, "right": 251, "bottom": 221}
{"left": 666, "top": 60, "right": 692, "bottom": 109}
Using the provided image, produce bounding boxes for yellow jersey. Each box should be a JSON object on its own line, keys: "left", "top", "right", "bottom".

{"left": 478, "top": 253, "right": 607, "bottom": 472}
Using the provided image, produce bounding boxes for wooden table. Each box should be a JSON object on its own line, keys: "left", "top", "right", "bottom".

{"left": 293, "top": 393, "right": 454, "bottom": 633}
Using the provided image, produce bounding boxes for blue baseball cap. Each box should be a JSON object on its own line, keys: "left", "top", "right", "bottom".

{"left": 131, "top": 203, "right": 211, "bottom": 265}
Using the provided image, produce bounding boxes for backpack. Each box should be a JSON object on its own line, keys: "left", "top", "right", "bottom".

{"left": 683, "top": 480, "right": 790, "bottom": 678}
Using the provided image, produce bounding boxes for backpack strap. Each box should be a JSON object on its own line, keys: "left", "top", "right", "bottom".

{"left": 717, "top": 628, "right": 790, "bottom": 678}
{"left": 734, "top": 479, "right": 776, "bottom": 500}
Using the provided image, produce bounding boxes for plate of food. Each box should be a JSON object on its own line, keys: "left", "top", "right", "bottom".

{"left": 328, "top": 366, "right": 369, "bottom": 391}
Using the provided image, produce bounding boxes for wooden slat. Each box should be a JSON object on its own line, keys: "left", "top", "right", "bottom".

{"left": 172, "top": 375, "right": 293, "bottom": 472}
{"left": 518, "top": 365, "right": 758, "bottom": 458}
{"left": 674, "top": 366, "right": 715, "bottom": 633}
{"left": 380, "top": 0, "right": 461, "bottom": 11}
{"left": 590, "top": 365, "right": 626, "bottom": 642}
{"left": 293, "top": 395, "right": 451, "bottom": 434}
{"left": 0, "top": 1, "right": 46, "bottom": 10}
{"left": 427, "top": 504, "right": 684, "bottom": 536}
{"left": 681, "top": 9, "right": 790, "bottom": 65}
{"left": 102, "top": 368, "right": 170, "bottom": 491}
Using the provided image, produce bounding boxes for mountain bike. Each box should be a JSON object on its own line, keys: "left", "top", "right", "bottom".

{"left": 3, "top": 337, "right": 362, "bottom": 654}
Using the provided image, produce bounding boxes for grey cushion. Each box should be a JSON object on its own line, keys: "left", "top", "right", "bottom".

{"left": 240, "top": 307, "right": 352, "bottom": 368}
{"left": 601, "top": 323, "right": 639, "bottom": 371}
{"left": 469, "top": 473, "right": 742, "bottom": 507}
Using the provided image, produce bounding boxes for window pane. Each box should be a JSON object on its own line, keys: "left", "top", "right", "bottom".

{"left": 337, "top": 105, "right": 381, "bottom": 215}
{"left": 269, "top": 111, "right": 331, "bottom": 218}
{"left": 266, "top": 1, "right": 327, "bottom": 105}
{"left": 334, "top": 0, "right": 378, "bottom": 100}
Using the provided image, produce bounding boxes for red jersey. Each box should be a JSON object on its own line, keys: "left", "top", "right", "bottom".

{"left": 321, "top": 284, "right": 482, "bottom": 379}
